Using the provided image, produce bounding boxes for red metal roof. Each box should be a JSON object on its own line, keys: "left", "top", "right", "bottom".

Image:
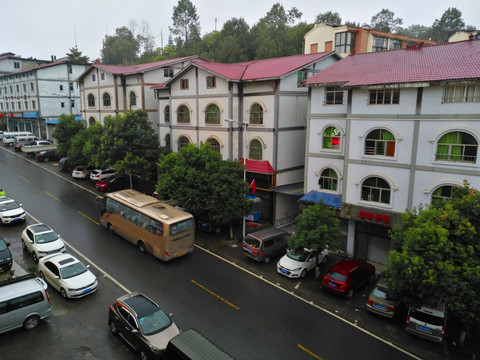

{"left": 305, "top": 39, "right": 480, "bottom": 87}
{"left": 193, "top": 52, "right": 334, "bottom": 81}
{"left": 241, "top": 159, "right": 275, "bottom": 174}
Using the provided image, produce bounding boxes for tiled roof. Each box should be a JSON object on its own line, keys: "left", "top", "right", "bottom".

{"left": 241, "top": 159, "right": 275, "bottom": 174}
{"left": 305, "top": 39, "right": 480, "bottom": 87}
{"left": 193, "top": 52, "right": 333, "bottom": 81}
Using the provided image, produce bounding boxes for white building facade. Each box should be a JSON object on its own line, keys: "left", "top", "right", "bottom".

{"left": 305, "top": 40, "right": 480, "bottom": 264}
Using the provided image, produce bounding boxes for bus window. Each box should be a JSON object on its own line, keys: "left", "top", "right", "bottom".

{"left": 170, "top": 219, "right": 193, "bottom": 235}
{"left": 125, "top": 208, "right": 139, "bottom": 224}
{"left": 150, "top": 219, "right": 164, "bottom": 236}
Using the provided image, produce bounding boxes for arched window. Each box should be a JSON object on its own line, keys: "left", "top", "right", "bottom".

{"left": 88, "top": 117, "right": 96, "bottom": 126}
{"left": 361, "top": 177, "right": 391, "bottom": 204}
{"left": 322, "top": 126, "right": 341, "bottom": 150}
{"left": 249, "top": 139, "right": 263, "bottom": 160}
{"left": 87, "top": 93, "right": 95, "bottom": 107}
{"left": 177, "top": 105, "right": 190, "bottom": 123}
{"left": 250, "top": 103, "right": 263, "bottom": 124}
{"left": 436, "top": 131, "right": 478, "bottom": 163}
{"left": 365, "top": 129, "right": 395, "bottom": 156}
{"left": 129, "top": 91, "right": 137, "bottom": 107}
{"left": 178, "top": 136, "right": 190, "bottom": 149}
{"left": 164, "top": 133, "right": 171, "bottom": 149}
{"left": 103, "top": 92, "right": 111, "bottom": 107}
{"left": 432, "top": 185, "right": 453, "bottom": 206}
{"left": 205, "top": 104, "right": 220, "bottom": 124}
{"left": 319, "top": 168, "right": 338, "bottom": 191}
{"left": 207, "top": 138, "right": 220, "bottom": 152}
{"left": 164, "top": 105, "right": 170, "bottom": 123}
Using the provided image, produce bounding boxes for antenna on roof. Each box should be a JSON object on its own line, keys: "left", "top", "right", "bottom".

{"left": 74, "top": 23, "right": 77, "bottom": 47}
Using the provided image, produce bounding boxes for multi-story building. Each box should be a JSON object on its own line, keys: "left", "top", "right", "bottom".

{"left": 0, "top": 52, "right": 50, "bottom": 76}
{"left": 155, "top": 53, "right": 341, "bottom": 225}
{"left": 304, "top": 23, "right": 436, "bottom": 57}
{"left": 0, "top": 60, "right": 88, "bottom": 138}
{"left": 304, "top": 39, "right": 480, "bottom": 264}
{"left": 77, "top": 56, "right": 207, "bottom": 129}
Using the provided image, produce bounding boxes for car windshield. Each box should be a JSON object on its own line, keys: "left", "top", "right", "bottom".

{"left": 139, "top": 309, "right": 172, "bottom": 336}
{"left": 35, "top": 231, "right": 59, "bottom": 243}
{"left": 60, "top": 262, "right": 88, "bottom": 279}
{"left": 0, "top": 201, "right": 19, "bottom": 211}
{"left": 0, "top": 240, "right": 7, "bottom": 251}
{"left": 286, "top": 249, "right": 310, "bottom": 262}
{"left": 327, "top": 271, "right": 346, "bottom": 282}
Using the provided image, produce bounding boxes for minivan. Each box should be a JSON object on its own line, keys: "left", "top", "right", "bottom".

{"left": 405, "top": 300, "right": 447, "bottom": 342}
{"left": 242, "top": 227, "right": 289, "bottom": 263}
{"left": 0, "top": 274, "right": 52, "bottom": 334}
{"left": 165, "top": 329, "right": 235, "bottom": 360}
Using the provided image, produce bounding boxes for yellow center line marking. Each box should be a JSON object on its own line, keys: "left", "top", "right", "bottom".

{"left": 78, "top": 211, "right": 100, "bottom": 225}
{"left": 18, "top": 175, "right": 31, "bottom": 183}
{"left": 44, "top": 190, "right": 62, "bottom": 202}
{"left": 298, "top": 344, "right": 323, "bottom": 359}
{"left": 191, "top": 280, "right": 239, "bottom": 310}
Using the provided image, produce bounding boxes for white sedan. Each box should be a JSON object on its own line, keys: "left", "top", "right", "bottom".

{"left": 38, "top": 253, "right": 98, "bottom": 298}
{"left": 277, "top": 248, "right": 328, "bottom": 278}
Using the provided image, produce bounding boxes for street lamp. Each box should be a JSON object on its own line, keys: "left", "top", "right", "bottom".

{"left": 225, "top": 118, "right": 248, "bottom": 240}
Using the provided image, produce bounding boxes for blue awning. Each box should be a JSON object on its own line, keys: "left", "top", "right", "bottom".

{"left": 299, "top": 190, "right": 342, "bottom": 208}
{"left": 45, "top": 116, "right": 82, "bottom": 124}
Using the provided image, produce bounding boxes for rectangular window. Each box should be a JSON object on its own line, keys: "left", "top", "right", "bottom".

{"left": 206, "top": 76, "right": 216, "bottom": 89}
{"left": 325, "top": 87, "right": 344, "bottom": 105}
{"left": 180, "top": 79, "right": 189, "bottom": 90}
{"left": 443, "top": 85, "right": 480, "bottom": 103}
{"left": 71, "top": 100, "right": 75, "bottom": 108}
{"left": 389, "top": 39, "right": 402, "bottom": 49}
{"left": 30, "top": 82, "right": 35, "bottom": 92}
{"left": 69, "top": 82, "right": 74, "bottom": 91}
{"left": 59, "top": 85, "right": 64, "bottom": 91}
{"left": 297, "top": 71, "right": 307, "bottom": 86}
{"left": 92, "top": 74, "right": 96, "bottom": 82}
{"left": 14, "top": 62, "right": 20, "bottom": 69}
{"left": 335, "top": 31, "right": 356, "bottom": 54}
{"left": 61, "top": 102, "right": 65, "bottom": 108}
{"left": 369, "top": 89, "right": 400, "bottom": 105}
{"left": 164, "top": 68, "right": 174, "bottom": 77}
{"left": 372, "top": 36, "right": 388, "bottom": 52}
{"left": 23, "top": 83, "right": 27, "bottom": 92}
{"left": 100, "top": 72, "right": 105, "bottom": 81}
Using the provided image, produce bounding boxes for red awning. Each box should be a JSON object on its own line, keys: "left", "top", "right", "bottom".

{"left": 240, "top": 159, "right": 275, "bottom": 174}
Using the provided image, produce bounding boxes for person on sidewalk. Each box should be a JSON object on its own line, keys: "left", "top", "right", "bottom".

{"left": 0, "top": 189, "right": 5, "bottom": 196}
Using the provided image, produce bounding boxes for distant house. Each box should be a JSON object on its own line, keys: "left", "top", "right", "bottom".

{"left": 155, "top": 52, "right": 341, "bottom": 225}
{"left": 304, "top": 39, "right": 480, "bottom": 264}
{"left": 304, "top": 23, "right": 436, "bottom": 57}
{"left": 448, "top": 30, "right": 480, "bottom": 42}
{"left": 0, "top": 60, "right": 88, "bottom": 139}
{"left": 0, "top": 52, "right": 50, "bottom": 76}
{"left": 77, "top": 56, "right": 208, "bottom": 128}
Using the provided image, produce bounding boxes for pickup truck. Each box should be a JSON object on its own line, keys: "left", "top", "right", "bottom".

{"left": 21, "top": 140, "right": 56, "bottom": 154}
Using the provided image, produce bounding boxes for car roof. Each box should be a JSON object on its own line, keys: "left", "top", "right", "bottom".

{"left": 119, "top": 292, "right": 159, "bottom": 318}
{"left": 329, "top": 259, "right": 362, "bottom": 275}
{"left": 42, "top": 253, "right": 78, "bottom": 267}
{"left": 28, "top": 223, "right": 54, "bottom": 234}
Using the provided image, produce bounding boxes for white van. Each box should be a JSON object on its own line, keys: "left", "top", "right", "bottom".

{"left": 2, "top": 131, "right": 34, "bottom": 146}
{"left": 0, "top": 275, "right": 52, "bottom": 334}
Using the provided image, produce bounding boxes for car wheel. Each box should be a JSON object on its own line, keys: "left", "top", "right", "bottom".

{"left": 300, "top": 269, "right": 307, "bottom": 278}
{"left": 322, "top": 254, "right": 329, "bottom": 264}
{"left": 139, "top": 349, "right": 150, "bottom": 360}
{"left": 109, "top": 321, "right": 118, "bottom": 335}
{"left": 61, "top": 288, "right": 68, "bottom": 299}
{"left": 346, "top": 288, "right": 354, "bottom": 299}
{"left": 137, "top": 241, "right": 146, "bottom": 253}
{"left": 32, "top": 252, "right": 39, "bottom": 263}
{"left": 264, "top": 256, "right": 271, "bottom": 264}
{"left": 23, "top": 315, "right": 40, "bottom": 330}
{"left": 107, "top": 223, "right": 115, "bottom": 234}
{"left": 21, "top": 239, "right": 27, "bottom": 250}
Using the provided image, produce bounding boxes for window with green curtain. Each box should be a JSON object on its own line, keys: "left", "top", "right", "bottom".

{"left": 177, "top": 105, "right": 190, "bottom": 123}
{"left": 319, "top": 168, "right": 338, "bottom": 191}
{"left": 432, "top": 185, "right": 453, "bottom": 207}
{"left": 205, "top": 104, "right": 220, "bottom": 124}
{"left": 365, "top": 129, "right": 395, "bottom": 156}
{"left": 322, "top": 126, "right": 341, "bottom": 149}
{"left": 250, "top": 103, "right": 263, "bottom": 124}
{"left": 249, "top": 139, "right": 262, "bottom": 160}
{"left": 436, "top": 131, "right": 478, "bottom": 162}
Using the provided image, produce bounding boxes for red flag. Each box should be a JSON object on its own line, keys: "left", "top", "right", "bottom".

{"left": 250, "top": 179, "right": 256, "bottom": 193}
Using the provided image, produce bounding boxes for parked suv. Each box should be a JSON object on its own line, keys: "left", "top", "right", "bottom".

{"left": 277, "top": 247, "right": 328, "bottom": 278}
{"left": 242, "top": 227, "right": 289, "bottom": 263}
{"left": 0, "top": 195, "right": 27, "bottom": 224}
{"left": 0, "top": 235, "right": 12, "bottom": 272}
{"left": 108, "top": 292, "right": 180, "bottom": 359}
{"left": 406, "top": 300, "right": 447, "bottom": 343}
{"left": 90, "top": 168, "right": 115, "bottom": 182}
{"left": 321, "top": 258, "right": 375, "bottom": 298}
{"left": 21, "top": 223, "right": 66, "bottom": 262}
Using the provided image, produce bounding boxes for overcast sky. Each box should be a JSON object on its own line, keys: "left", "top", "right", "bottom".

{"left": 2, "top": 0, "right": 479, "bottom": 61}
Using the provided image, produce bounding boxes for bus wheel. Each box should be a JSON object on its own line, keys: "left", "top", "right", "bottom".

{"left": 107, "top": 223, "right": 115, "bottom": 234}
{"left": 137, "top": 241, "right": 146, "bottom": 253}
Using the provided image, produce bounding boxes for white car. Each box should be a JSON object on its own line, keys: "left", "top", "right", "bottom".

{"left": 72, "top": 165, "right": 94, "bottom": 179}
{"left": 0, "top": 196, "right": 26, "bottom": 224}
{"left": 21, "top": 223, "right": 66, "bottom": 262}
{"left": 277, "top": 248, "right": 328, "bottom": 278}
{"left": 90, "top": 168, "right": 115, "bottom": 182}
{"left": 38, "top": 253, "right": 98, "bottom": 298}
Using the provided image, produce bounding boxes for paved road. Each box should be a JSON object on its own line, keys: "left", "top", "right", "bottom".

{"left": 0, "top": 147, "right": 472, "bottom": 360}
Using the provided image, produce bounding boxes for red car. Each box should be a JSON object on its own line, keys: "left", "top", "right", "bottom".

{"left": 321, "top": 258, "right": 375, "bottom": 298}
{"left": 96, "top": 175, "right": 129, "bottom": 192}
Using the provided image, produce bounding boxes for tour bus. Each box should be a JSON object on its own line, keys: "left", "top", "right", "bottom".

{"left": 99, "top": 189, "right": 195, "bottom": 261}
{"left": 2, "top": 131, "right": 34, "bottom": 146}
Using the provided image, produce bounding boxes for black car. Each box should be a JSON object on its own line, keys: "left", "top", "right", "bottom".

{"left": 35, "top": 149, "right": 58, "bottom": 162}
{"left": 0, "top": 236, "right": 12, "bottom": 272}
{"left": 108, "top": 292, "right": 180, "bottom": 359}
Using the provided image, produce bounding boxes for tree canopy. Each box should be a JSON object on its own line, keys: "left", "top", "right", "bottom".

{"left": 169, "top": 0, "right": 201, "bottom": 51}
{"left": 366, "top": 9, "right": 403, "bottom": 33}
{"left": 65, "top": 46, "right": 90, "bottom": 64}
{"left": 101, "top": 26, "right": 140, "bottom": 64}
{"left": 52, "top": 114, "right": 85, "bottom": 158}
{"left": 315, "top": 11, "right": 342, "bottom": 26}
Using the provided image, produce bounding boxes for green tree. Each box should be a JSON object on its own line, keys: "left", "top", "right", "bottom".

{"left": 367, "top": 9, "right": 403, "bottom": 33}
{"left": 315, "top": 11, "right": 342, "bottom": 25}
{"left": 210, "top": 18, "right": 253, "bottom": 62}
{"left": 288, "top": 202, "right": 341, "bottom": 276}
{"left": 156, "top": 143, "right": 252, "bottom": 237}
{"left": 386, "top": 182, "right": 480, "bottom": 324}
{"left": 65, "top": 46, "right": 90, "bottom": 64}
{"left": 169, "top": 0, "right": 201, "bottom": 51}
{"left": 52, "top": 114, "right": 85, "bottom": 158}
{"left": 101, "top": 26, "right": 139, "bottom": 64}
{"left": 429, "top": 7, "right": 465, "bottom": 43}
{"left": 399, "top": 24, "right": 432, "bottom": 39}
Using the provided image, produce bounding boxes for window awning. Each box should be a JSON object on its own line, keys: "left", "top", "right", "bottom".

{"left": 44, "top": 116, "right": 82, "bottom": 124}
{"left": 299, "top": 190, "right": 342, "bottom": 208}
{"left": 240, "top": 159, "right": 275, "bottom": 174}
